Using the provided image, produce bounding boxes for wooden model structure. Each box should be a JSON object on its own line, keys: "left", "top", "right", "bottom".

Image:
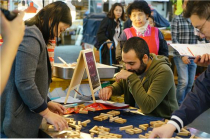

{"left": 64, "top": 49, "right": 101, "bottom": 104}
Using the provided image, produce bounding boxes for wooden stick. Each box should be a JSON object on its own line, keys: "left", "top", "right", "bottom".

{"left": 119, "top": 125, "right": 133, "bottom": 131}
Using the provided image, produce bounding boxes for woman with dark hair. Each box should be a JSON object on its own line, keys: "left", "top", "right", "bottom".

{"left": 148, "top": 15, "right": 155, "bottom": 27}
{"left": 116, "top": 0, "right": 168, "bottom": 62}
{"left": 95, "top": 3, "right": 125, "bottom": 65}
{"left": 1, "top": 1, "right": 71, "bottom": 138}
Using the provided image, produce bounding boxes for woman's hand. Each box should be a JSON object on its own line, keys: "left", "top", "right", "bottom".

{"left": 40, "top": 108, "right": 68, "bottom": 131}
{"left": 106, "top": 40, "right": 113, "bottom": 49}
{"left": 47, "top": 101, "right": 66, "bottom": 115}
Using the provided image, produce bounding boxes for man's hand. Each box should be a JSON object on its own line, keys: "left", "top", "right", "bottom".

{"left": 99, "top": 87, "right": 112, "bottom": 101}
{"left": 47, "top": 101, "right": 65, "bottom": 115}
{"left": 181, "top": 56, "right": 190, "bottom": 64}
{"left": 149, "top": 124, "right": 176, "bottom": 138}
{"left": 115, "top": 70, "right": 133, "bottom": 82}
{"left": 194, "top": 54, "right": 210, "bottom": 67}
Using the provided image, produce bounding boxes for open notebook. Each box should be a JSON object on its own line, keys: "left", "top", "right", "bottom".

{"left": 170, "top": 43, "right": 210, "bottom": 58}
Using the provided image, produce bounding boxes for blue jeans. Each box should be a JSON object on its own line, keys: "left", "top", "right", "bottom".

{"left": 173, "top": 56, "right": 197, "bottom": 105}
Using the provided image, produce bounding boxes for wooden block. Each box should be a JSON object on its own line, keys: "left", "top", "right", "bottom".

{"left": 141, "top": 124, "right": 149, "bottom": 127}
{"left": 139, "top": 125, "right": 147, "bottom": 130}
{"left": 78, "top": 104, "right": 85, "bottom": 108}
{"left": 68, "top": 123, "right": 77, "bottom": 129}
{"left": 119, "top": 125, "right": 133, "bottom": 131}
{"left": 125, "top": 129, "right": 134, "bottom": 135}
{"left": 65, "top": 118, "right": 73, "bottom": 123}
{"left": 175, "top": 136, "right": 182, "bottom": 139}
{"left": 98, "top": 131, "right": 109, "bottom": 135}
{"left": 153, "top": 123, "right": 164, "bottom": 128}
{"left": 93, "top": 116, "right": 103, "bottom": 121}
{"left": 100, "top": 113, "right": 113, "bottom": 118}
{"left": 90, "top": 133, "right": 94, "bottom": 138}
{"left": 114, "top": 119, "right": 126, "bottom": 124}
{"left": 148, "top": 131, "right": 152, "bottom": 134}
{"left": 76, "top": 125, "right": 82, "bottom": 131}
{"left": 74, "top": 106, "right": 78, "bottom": 110}
{"left": 98, "top": 135, "right": 107, "bottom": 139}
{"left": 139, "top": 134, "right": 147, "bottom": 138}
{"left": 76, "top": 129, "right": 80, "bottom": 133}
{"left": 72, "top": 121, "right": 76, "bottom": 125}
{"left": 64, "top": 127, "right": 72, "bottom": 131}
{"left": 190, "top": 134, "right": 195, "bottom": 139}
{"left": 133, "top": 127, "right": 142, "bottom": 134}
{"left": 145, "top": 133, "right": 150, "bottom": 137}
{"left": 181, "top": 128, "right": 190, "bottom": 133}
{"left": 165, "top": 119, "right": 169, "bottom": 123}
{"left": 177, "top": 131, "right": 190, "bottom": 136}
{"left": 98, "top": 126, "right": 110, "bottom": 132}
{"left": 86, "top": 107, "right": 96, "bottom": 111}
{"left": 47, "top": 125, "right": 59, "bottom": 132}
{"left": 150, "top": 121, "right": 159, "bottom": 125}
{"left": 108, "top": 133, "right": 122, "bottom": 138}
{"left": 69, "top": 131, "right": 80, "bottom": 138}
{"left": 89, "top": 130, "right": 99, "bottom": 134}
{"left": 107, "top": 110, "right": 120, "bottom": 116}
{"left": 109, "top": 116, "right": 119, "bottom": 122}
{"left": 78, "top": 121, "right": 81, "bottom": 125}
{"left": 102, "top": 116, "right": 109, "bottom": 120}
{"left": 79, "top": 110, "right": 88, "bottom": 114}
{"left": 82, "top": 119, "right": 91, "bottom": 124}
{"left": 90, "top": 125, "right": 98, "bottom": 131}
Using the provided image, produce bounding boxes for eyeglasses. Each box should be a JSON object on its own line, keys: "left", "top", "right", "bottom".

{"left": 195, "top": 15, "right": 210, "bottom": 34}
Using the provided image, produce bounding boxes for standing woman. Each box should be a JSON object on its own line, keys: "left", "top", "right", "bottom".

{"left": 116, "top": 1, "right": 168, "bottom": 62}
{"left": 1, "top": 1, "right": 71, "bottom": 138}
{"left": 95, "top": 3, "right": 125, "bottom": 65}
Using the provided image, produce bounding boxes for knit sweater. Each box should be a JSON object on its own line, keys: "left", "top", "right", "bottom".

{"left": 111, "top": 54, "right": 178, "bottom": 119}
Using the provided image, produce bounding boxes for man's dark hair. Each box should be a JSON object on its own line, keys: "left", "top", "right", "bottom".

{"left": 25, "top": 1, "right": 72, "bottom": 44}
{"left": 122, "top": 37, "right": 149, "bottom": 60}
{"left": 126, "top": 0, "right": 151, "bottom": 17}
{"left": 183, "top": 1, "right": 210, "bottom": 20}
{"left": 107, "top": 3, "right": 126, "bottom": 21}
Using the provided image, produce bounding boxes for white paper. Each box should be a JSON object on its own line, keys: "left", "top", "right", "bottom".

{"left": 52, "top": 96, "right": 83, "bottom": 104}
{"left": 170, "top": 43, "right": 210, "bottom": 57}
{"left": 88, "top": 100, "right": 129, "bottom": 107}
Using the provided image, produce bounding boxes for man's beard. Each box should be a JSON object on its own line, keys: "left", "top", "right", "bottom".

{"left": 128, "top": 61, "right": 147, "bottom": 75}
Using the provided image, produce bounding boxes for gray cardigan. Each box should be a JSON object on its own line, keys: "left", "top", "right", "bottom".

{"left": 1, "top": 25, "right": 51, "bottom": 138}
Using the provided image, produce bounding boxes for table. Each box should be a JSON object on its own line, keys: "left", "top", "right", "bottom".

{"left": 50, "top": 77, "right": 115, "bottom": 92}
{"left": 160, "top": 29, "right": 171, "bottom": 41}
{"left": 39, "top": 109, "right": 210, "bottom": 138}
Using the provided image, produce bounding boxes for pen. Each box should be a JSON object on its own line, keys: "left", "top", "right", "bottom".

{"left": 187, "top": 47, "right": 194, "bottom": 57}
{"left": 74, "top": 89, "right": 91, "bottom": 97}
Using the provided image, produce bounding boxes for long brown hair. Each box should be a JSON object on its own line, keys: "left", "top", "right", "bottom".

{"left": 25, "top": 1, "right": 72, "bottom": 44}
{"left": 107, "top": 3, "right": 125, "bottom": 21}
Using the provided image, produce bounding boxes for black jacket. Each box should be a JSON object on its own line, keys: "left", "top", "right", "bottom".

{"left": 95, "top": 17, "right": 122, "bottom": 65}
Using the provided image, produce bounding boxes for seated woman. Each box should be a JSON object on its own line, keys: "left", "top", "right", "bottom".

{"left": 95, "top": 3, "right": 125, "bottom": 65}
{"left": 116, "top": 1, "right": 168, "bottom": 61}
